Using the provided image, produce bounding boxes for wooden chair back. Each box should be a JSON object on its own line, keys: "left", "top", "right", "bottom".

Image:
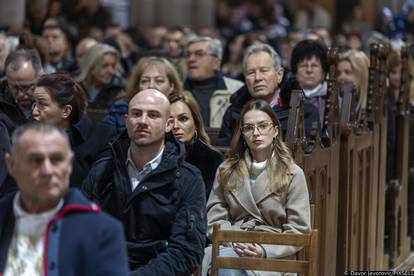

{"left": 210, "top": 224, "right": 318, "bottom": 276}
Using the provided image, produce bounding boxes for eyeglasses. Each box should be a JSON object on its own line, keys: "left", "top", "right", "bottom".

{"left": 183, "top": 50, "right": 216, "bottom": 59}
{"left": 297, "top": 62, "right": 322, "bottom": 71}
{"left": 241, "top": 121, "right": 274, "bottom": 135}
{"left": 8, "top": 82, "right": 36, "bottom": 95}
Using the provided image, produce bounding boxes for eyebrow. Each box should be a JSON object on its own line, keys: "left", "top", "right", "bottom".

{"left": 243, "top": 120, "right": 269, "bottom": 125}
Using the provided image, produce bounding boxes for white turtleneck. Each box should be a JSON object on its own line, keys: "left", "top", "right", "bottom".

{"left": 250, "top": 159, "right": 267, "bottom": 186}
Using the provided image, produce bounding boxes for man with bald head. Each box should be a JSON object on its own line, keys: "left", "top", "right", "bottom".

{"left": 83, "top": 89, "right": 207, "bottom": 275}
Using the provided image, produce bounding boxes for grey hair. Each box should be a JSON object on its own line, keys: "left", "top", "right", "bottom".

{"left": 10, "top": 122, "right": 70, "bottom": 155}
{"left": 75, "top": 43, "right": 120, "bottom": 83}
{"left": 4, "top": 49, "right": 44, "bottom": 78}
{"left": 187, "top": 36, "right": 223, "bottom": 60}
{"left": 243, "top": 43, "right": 282, "bottom": 73}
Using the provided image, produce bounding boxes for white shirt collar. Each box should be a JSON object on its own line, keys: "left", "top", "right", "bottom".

{"left": 303, "top": 82, "right": 327, "bottom": 97}
{"left": 126, "top": 145, "right": 165, "bottom": 190}
{"left": 126, "top": 145, "right": 164, "bottom": 171}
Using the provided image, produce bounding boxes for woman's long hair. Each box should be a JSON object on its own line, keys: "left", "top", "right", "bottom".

{"left": 168, "top": 91, "right": 210, "bottom": 145}
{"left": 219, "top": 100, "right": 294, "bottom": 194}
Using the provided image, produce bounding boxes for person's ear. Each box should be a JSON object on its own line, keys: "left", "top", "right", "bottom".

{"left": 213, "top": 57, "right": 221, "bottom": 71}
{"left": 277, "top": 67, "right": 284, "bottom": 85}
{"left": 274, "top": 126, "right": 279, "bottom": 138}
{"left": 5, "top": 153, "right": 15, "bottom": 176}
{"left": 62, "top": 105, "right": 73, "bottom": 119}
{"left": 165, "top": 116, "right": 174, "bottom": 133}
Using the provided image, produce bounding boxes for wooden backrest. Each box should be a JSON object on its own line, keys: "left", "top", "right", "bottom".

{"left": 210, "top": 224, "right": 318, "bottom": 276}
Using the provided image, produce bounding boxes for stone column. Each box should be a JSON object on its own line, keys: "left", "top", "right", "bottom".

{"left": 0, "top": 0, "right": 26, "bottom": 29}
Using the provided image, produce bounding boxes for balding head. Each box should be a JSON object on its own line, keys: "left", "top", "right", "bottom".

{"left": 126, "top": 89, "right": 174, "bottom": 149}
{"left": 129, "top": 89, "right": 171, "bottom": 116}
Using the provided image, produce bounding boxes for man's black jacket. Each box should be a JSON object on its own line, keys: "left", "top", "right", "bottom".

{"left": 82, "top": 132, "right": 207, "bottom": 275}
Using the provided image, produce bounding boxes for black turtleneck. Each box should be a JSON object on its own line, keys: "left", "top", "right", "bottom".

{"left": 187, "top": 75, "right": 217, "bottom": 127}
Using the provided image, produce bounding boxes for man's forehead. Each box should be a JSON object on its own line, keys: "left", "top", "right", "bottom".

{"left": 18, "top": 130, "right": 69, "bottom": 150}
{"left": 245, "top": 52, "right": 274, "bottom": 68}
{"left": 129, "top": 101, "right": 166, "bottom": 114}
{"left": 247, "top": 51, "right": 272, "bottom": 62}
{"left": 188, "top": 42, "right": 209, "bottom": 50}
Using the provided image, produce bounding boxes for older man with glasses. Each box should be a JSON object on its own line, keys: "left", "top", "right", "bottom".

{"left": 0, "top": 49, "right": 43, "bottom": 197}
{"left": 184, "top": 36, "right": 243, "bottom": 129}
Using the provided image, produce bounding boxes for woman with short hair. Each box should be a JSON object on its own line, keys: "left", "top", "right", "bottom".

{"left": 32, "top": 72, "right": 116, "bottom": 186}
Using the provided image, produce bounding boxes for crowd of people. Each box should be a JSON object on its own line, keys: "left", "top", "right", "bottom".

{"left": 0, "top": 0, "right": 414, "bottom": 275}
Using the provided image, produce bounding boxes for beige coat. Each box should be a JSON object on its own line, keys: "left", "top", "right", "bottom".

{"left": 209, "top": 77, "right": 243, "bottom": 128}
{"left": 204, "top": 162, "right": 311, "bottom": 276}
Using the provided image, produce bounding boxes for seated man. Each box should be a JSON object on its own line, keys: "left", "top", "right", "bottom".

{"left": 217, "top": 43, "right": 284, "bottom": 146}
{"left": 0, "top": 122, "right": 129, "bottom": 275}
{"left": 184, "top": 36, "right": 243, "bottom": 128}
{"left": 0, "top": 49, "right": 43, "bottom": 196}
{"left": 83, "top": 89, "right": 207, "bottom": 275}
{"left": 217, "top": 43, "right": 320, "bottom": 146}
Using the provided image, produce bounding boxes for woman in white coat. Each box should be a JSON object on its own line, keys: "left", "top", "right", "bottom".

{"left": 204, "top": 100, "right": 311, "bottom": 276}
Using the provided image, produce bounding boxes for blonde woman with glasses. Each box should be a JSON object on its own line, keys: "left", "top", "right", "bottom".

{"left": 203, "top": 100, "right": 311, "bottom": 276}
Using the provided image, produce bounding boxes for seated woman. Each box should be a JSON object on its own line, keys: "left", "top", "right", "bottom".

{"left": 104, "top": 56, "right": 183, "bottom": 134}
{"left": 337, "top": 49, "right": 369, "bottom": 115}
{"left": 75, "top": 43, "right": 126, "bottom": 122}
{"left": 203, "top": 100, "right": 311, "bottom": 276}
{"left": 32, "top": 73, "right": 116, "bottom": 187}
{"left": 290, "top": 39, "right": 328, "bottom": 126}
{"left": 169, "top": 91, "right": 224, "bottom": 198}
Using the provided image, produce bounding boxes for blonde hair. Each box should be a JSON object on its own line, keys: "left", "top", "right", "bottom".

{"left": 123, "top": 56, "right": 183, "bottom": 100}
{"left": 338, "top": 49, "right": 369, "bottom": 110}
{"left": 219, "top": 100, "right": 294, "bottom": 194}
{"left": 75, "top": 43, "right": 120, "bottom": 84}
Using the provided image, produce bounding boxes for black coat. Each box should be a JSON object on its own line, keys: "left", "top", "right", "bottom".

{"left": 82, "top": 75, "right": 126, "bottom": 122}
{"left": 0, "top": 80, "right": 28, "bottom": 197}
{"left": 69, "top": 115, "right": 117, "bottom": 186}
{"left": 185, "top": 139, "right": 224, "bottom": 198}
{"left": 82, "top": 132, "right": 207, "bottom": 275}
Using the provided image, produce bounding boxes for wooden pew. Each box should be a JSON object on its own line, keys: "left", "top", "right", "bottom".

{"left": 205, "top": 127, "right": 229, "bottom": 156}
{"left": 373, "top": 43, "right": 389, "bottom": 270}
{"left": 386, "top": 45, "right": 412, "bottom": 268}
{"left": 285, "top": 48, "right": 340, "bottom": 276}
{"left": 210, "top": 224, "right": 319, "bottom": 276}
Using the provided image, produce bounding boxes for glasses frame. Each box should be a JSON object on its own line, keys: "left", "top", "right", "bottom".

{"left": 7, "top": 82, "right": 36, "bottom": 95}
{"left": 241, "top": 121, "right": 275, "bottom": 136}
{"left": 184, "top": 50, "right": 216, "bottom": 59}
